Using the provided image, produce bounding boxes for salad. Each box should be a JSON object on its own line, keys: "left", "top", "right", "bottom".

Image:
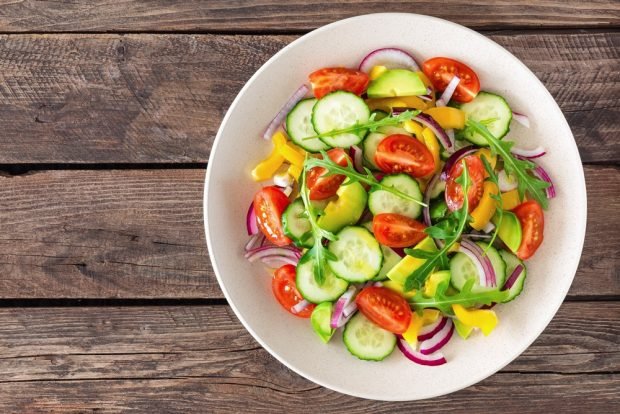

{"left": 244, "top": 48, "right": 554, "bottom": 366}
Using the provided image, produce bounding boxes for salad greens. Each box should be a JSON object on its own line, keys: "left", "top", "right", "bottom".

{"left": 403, "top": 159, "right": 471, "bottom": 291}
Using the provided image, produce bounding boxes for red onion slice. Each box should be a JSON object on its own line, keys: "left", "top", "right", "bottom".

{"left": 531, "top": 164, "right": 556, "bottom": 198}
{"left": 330, "top": 285, "right": 358, "bottom": 329}
{"left": 498, "top": 170, "right": 518, "bottom": 192}
{"left": 422, "top": 173, "right": 440, "bottom": 245}
{"left": 482, "top": 221, "right": 495, "bottom": 234}
{"left": 397, "top": 336, "right": 447, "bottom": 366}
{"left": 245, "top": 233, "right": 264, "bottom": 252}
{"left": 261, "top": 255, "right": 300, "bottom": 268}
{"left": 358, "top": 47, "right": 420, "bottom": 73}
{"left": 511, "top": 145, "right": 546, "bottom": 159}
{"left": 391, "top": 247, "right": 406, "bottom": 258}
{"left": 418, "top": 86, "right": 433, "bottom": 101}
{"left": 440, "top": 145, "right": 477, "bottom": 181}
{"left": 419, "top": 319, "right": 454, "bottom": 355}
{"left": 245, "top": 245, "right": 302, "bottom": 262}
{"left": 291, "top": 299, "right": 311, "bottom": 315}
{"left": 502, "top": 264, "right": 524, "bottom": 291}
{"left": 418, "top": 317, "right": 448, "bottom": 341}
{"left": 246, "top": 202, "right": 259, "bottom": 235}
{"left": 436, "top": 76, "right": 460, "bottom": 107}
{"left": 413, "top": 113, "right": 452, "bottom": 152}
{"left": 459, "top": 239, "right": 496, "bottom": 288}
{"left": 263, "top": 84, "right": 309, "bottom": 140}
{"left": 350, "top": 145, "right": 365, "bottom": 173}
{"left": 512, "top": 111, "right": 531, "bottom": 128}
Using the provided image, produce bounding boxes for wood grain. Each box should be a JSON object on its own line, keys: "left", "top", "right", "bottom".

{"left": 0, "top": 166, "right": 617, "bottom": 299}
{"left": 0, "top": 1, "right": 617, "bottom": 32}
{"left": 0, "top": 303, "right": 616, "bottom": 412}
{"left": 0, "top": 32, "right": 617, "bottom": 164}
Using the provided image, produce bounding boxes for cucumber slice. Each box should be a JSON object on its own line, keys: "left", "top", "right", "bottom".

{"left": 499, "top": 250, "right": 527, "bottom": 303}
{"left": 312, "top": 91, "right": 370, "bottom": 148}
{"left": 343, "top": 312, "right": 396, "bottom": 361}
{"left": 360, "top": 221, "right": 403, "bottom": 281}
{"left": 450, "top": 242, "right": 506, "bottom": 292}
{"left": 296, "top": 252, "right": 349, "bottom": 304}
{"left": 328, "top": 226, "right": 383, "bottom": 283}
{"left": 282, "top": 199, "right": 313, "bottom": 248}
{"left": 311, "top": 302, "right": 335, "bottom": 343}
{"left": 361, "top": 131, "right": 386, "bottom": 170}
{"left": 286, "top": 98, "right": 330, "bottom": 152}
{"left": 458, "top": 92, "right": 512, "bottom": 145}
{"left": 368, "top": 174, "right": 423, "bottom": 219}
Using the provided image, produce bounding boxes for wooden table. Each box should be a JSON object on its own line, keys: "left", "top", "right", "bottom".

{"left": 0, "top": 2, "right": 617, "bottom": 412}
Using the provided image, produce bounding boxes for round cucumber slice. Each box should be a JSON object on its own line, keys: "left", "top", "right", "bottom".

{"left": 286, "top": 98, "right": 330, "bottom": 152}
{"left": 327, "top": 226, "right": 383, "bottom": 283}
{"left": 311, "top": 91, "right": 370, "bottom": 148}
{"left": 296, "top": 252, "right": 349, "bottom": 304}
{"left": 343, "top": 312, "right": 396, "bottom": 361}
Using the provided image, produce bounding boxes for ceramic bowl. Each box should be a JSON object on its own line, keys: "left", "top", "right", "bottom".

{"left": 204, "top": 13, "right": 586, "bottom": 400}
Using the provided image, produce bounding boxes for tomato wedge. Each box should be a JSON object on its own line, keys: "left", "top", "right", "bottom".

{"left": 309, "top": 67, "right": 370, "bottom": 99}
{"left": 372, "top": 213, "right": 427, "bottom": 248}
{"left": 445, "top": 155, "right": 485, "bottom": 212}
{"left": 513, "top": 200, "right": 545, "bottom": 260}
{"left": 253, "top": 186, "right": 291, "bottom": 246}
{"left": 272, "top": 265, "right": 315, "bottom": 318}
{"left": 355, "top": 286, "right": 411, "bottom": 334}
{"left": 422, "top": 57, "right": 480, "bottom": 103}
{"left": 306, "top": 148, "right": 350, "bottom": 200}
{"left": 374, "top": 134, "right": 435, "bottom": 178}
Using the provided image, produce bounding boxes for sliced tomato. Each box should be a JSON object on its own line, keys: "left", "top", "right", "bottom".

{"left": 355, "top": 286, "right": 411, "bottom": 334}
{"left": 513, "top": 200, "right": 545, "bottom": 260}
{"left": 272, "top": 264, "right": 315, "bottom": 318}
{"left": 422, "top": 57, "right": 480, "bottom": 103}
{"left": 373, "top": 213, "right": 427, "bottom": 248}
{"left": 374, "top": 134, "right": 435, "bottom": 178}
{"left": 445, "top": 155, "right": 485, "bottom": 212}
{"left": 253, "top": 186, "right": 291, "bottom": 246}
{"left": 306, "top": 148, "right": 350, "bottom": 200}
{"left": 309, "top": 67, "right": 370, "bottom": 99}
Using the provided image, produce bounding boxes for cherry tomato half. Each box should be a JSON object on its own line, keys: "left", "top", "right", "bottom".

{"left": 374, "top": 134, "right": 435, "bottom": 178}
{"left": 373, "top": 213, "right": 427, "bottom": 248}
{"left": 445, "top": 155, "right": 485, "bottom": 212}
{"left": 272, "top": 264, "right": 315, "bottom": 318}
{"left": 309, "top": 67, "right": 370, "bottom": 99}
{"left": 355, "top": 286, "right": 411, "bottom": 334}
{"left": 307, "top": 148, "right": 350, "bottom": 200}
{"left": 513, "top": 200, "right": 545, "bottom": 260}
{"left": 254, "top": 186, "right": 291, "bottom": 246}
{"left": 422, "top": 57, "right": 481, "bottom": 103}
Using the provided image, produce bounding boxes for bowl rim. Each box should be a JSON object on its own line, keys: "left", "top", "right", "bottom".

{"left": 204, "top": 12, "right": 587, "bottom": 401}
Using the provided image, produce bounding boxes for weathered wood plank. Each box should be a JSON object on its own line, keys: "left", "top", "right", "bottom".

{"left": 0, "top": 166, "right": 616, "bottom": 299}
{"left": 0, "top": 32, "right": 617, "bottom": 164}
{"left": 0, "top": 303, "right": 616, "bottom": 412}
{"left": 0, "top": 1, "right": 617, "bottom": 32}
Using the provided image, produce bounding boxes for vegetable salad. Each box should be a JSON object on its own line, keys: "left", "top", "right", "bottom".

{"left": 244, "top": 47, "right": 553, "bottom": 365}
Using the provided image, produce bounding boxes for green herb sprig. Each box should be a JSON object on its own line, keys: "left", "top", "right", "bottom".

{"left": 403, "top": 159, "right": 472, "bottom": 291}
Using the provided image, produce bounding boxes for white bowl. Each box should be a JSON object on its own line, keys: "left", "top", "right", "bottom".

{"left": 204, "top": 13, "right": 587, "bottom": 401}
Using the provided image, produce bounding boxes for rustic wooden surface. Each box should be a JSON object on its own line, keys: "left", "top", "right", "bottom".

{"left": 0, "top": 1, "right": 618, "bottom": 412}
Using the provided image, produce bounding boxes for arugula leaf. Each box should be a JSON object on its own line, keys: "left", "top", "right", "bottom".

{"left": 403, "top": 159, "right": 472, "bottom": 291}
{"left": 304, "top": 152, "right": 427, "bottom": 207}
{"left": 409, "top": 278, "right": 509, "bottom": 315}
{"left": 480, "top": 156, "right": 503, "bottom": 253}
{"left": 303, "top": 110, "right": 420, "bottom": 141}
{"left": 465, "top": 119, "right": 550, "bottom": 209}
{"left": 299, "top": 164, "right": 337, "bottom": 285}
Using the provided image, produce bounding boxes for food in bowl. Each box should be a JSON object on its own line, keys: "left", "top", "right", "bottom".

{"left": 243, "top": 47, "right": 554, "bottom": 366}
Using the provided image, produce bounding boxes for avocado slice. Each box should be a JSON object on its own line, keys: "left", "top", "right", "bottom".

{"left": 493, "top": 211, "right": 522, "bottom": 253}
{"left": 311, "top": 302, "right": 335, "bottom": 343}
{"left": 386, "top": 237, "right": 437, "bottom": 285}
{"left": 367, "top": 69, "right": 427, "bottom": 99}
{"left": 317, "top": 180, "right": 367, "bottom": 233}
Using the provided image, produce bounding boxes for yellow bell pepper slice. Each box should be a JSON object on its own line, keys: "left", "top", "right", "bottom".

{"left": 366, "top": 95, "right": 428, "bottom": 112}
{"left": 273, "top": 131, "right": 305, "bottom": 167}
{"left": 402, "top": 309, "right": 443, "bottom": 346}
{"left": 476, "top": 148, "right": 497, "bottom": 175}
{"left": 501, "top": 189, "right": 521, "bottom": 211}
{"left": 287, "top": 164, "right": 302, "bottom": 181}
{"left": 369, "top": 65, "right": 388, "bottom": 80}
{"left": 452, "top": 304, "right": 498, "bottom": 336}
{"left": 383, "top": 279, "right": 416, "bottom": 300}
{"left": 470, "top": 181, "right": 499, "bottom": 230}
{"left": 403, "top": 120, "right": 425, "bottom": 139}
{"left": 251, "top": 134, "right": 286, "bottom": 182}
{"left": 423, "top": 107, "right": 466, "bottom": 130}
{"left": 423, "top": 270, "right": 451, "bottom": 297}
{"left": 421, "top": 127, "right": 441, "bottom": 174}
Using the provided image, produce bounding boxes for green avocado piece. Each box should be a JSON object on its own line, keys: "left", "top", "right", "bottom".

{"left": 317, "top": 180, "right": 367, "bottom": 232}
{"left": 493, "top": 211, "right": 522, "bottom": 253}
{"left": 311, "top": 302, "right": 335, "bottom": 343}
{"left": 367, "top": 69, "right": 427, "bottom": 98}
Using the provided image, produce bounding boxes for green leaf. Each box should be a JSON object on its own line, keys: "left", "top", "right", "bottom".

{"left": 404, "top": 249, "right": 436, "bottom": 260}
